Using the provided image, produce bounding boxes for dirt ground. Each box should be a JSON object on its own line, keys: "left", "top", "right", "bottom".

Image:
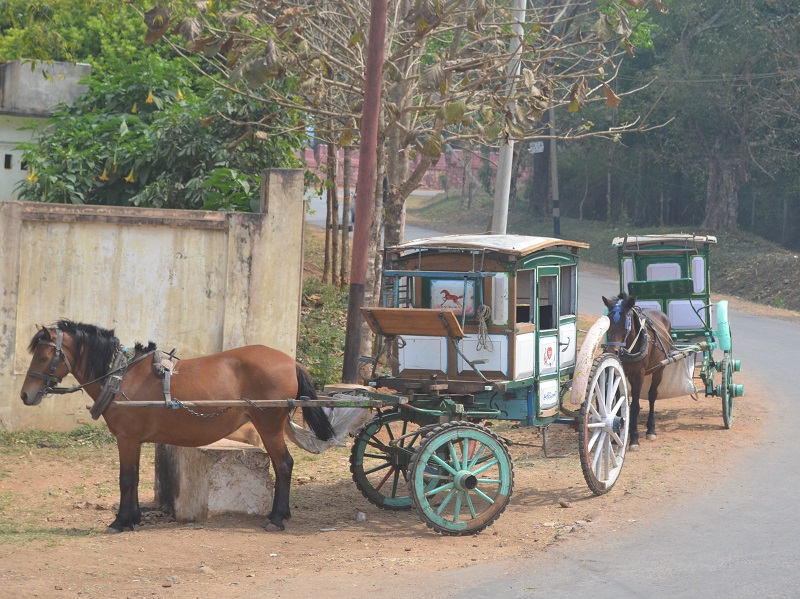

{"left": 0, "top": 369, "right": 769, "bottom": 599}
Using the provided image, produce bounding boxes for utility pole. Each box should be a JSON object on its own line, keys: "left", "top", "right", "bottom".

{"left": 490, "top": 0, "right": 527, "bottom": 234}
{"left": 549, "top": 106, "right": 560, "bottom": 237}
{"left": 342, "top": 0, "right": 388, "bottom": 383}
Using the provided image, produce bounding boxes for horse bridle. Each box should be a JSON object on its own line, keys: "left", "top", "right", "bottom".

{"left": 605, "top": 301, "right": 634, "bottom": 352}
{"left": 27, "top": 329, "right": 73, "bottom": 392}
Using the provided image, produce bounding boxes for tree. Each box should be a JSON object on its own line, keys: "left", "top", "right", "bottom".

{"left": 17, "top": 55, "right": 305, "bottom": 209}
{"left": 137, "top": 0, "right": 666, "bottom": 247}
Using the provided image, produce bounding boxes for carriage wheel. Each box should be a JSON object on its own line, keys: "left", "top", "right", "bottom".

{"left": 350, "top": 410, "right": 421, "bottom": 510}
{"left": 408, "top": 421, "right": 513, "bottom": 536}
{"left": 721, "top": 354, "right": 735, "bottom": 429}
{"left": 578, "top": 353, "right": 630, "bottom": 496}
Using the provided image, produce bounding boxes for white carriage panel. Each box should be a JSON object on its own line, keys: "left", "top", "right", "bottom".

{"left": 668, "top": 300, "right": 707, "bottom": 329}
{"left": 691, "top": 256, "right": 706, "bottom": 293}
{"left": 539, "top": 378, "right": 559, "bottom": 413}
{"left": 515, "top": 332, "right": 535, "bottom": 379}
{"left": 622, "top": 258, "right": 634, "bottom": 293}
{"left": 637, "top": 300, "right": 662, "bottom": 313}
{"left": 538, "top": 336, "right": 559, "bottom": 375}
{"left": 398, "top": 335, "right": 448, "bottom": 373}
{"left": 646, "top": 262, "right": 681, "bottom": 281}
{"left": 457, "top": 334, "right": 507, "bottom": 375}
{"left": 491, "top": 273, "right": 509, "bottom": 326}
{"left": 559, "top": 321, "right": 577, "bottom": 367}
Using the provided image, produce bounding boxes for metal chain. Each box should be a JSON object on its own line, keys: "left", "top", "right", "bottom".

{"left": 173, "top": 398, "right": 232, "bottom": 418}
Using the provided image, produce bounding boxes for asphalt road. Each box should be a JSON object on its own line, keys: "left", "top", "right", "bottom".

{"left": 308, "top": 200, "right": 800, "bottom": 597}
{"left": 455, "top": 274, "right": 800, "bottom": 599}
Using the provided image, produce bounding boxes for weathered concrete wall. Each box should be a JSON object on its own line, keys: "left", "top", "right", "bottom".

{"left": 0, "top": 60, "right": 91, "bottom": 117}
{"left": 0, "top": 169, "right": 305, "bottom": 431}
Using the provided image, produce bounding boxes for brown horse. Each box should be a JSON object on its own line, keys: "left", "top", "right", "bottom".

{"left": 602, "top": 294, "right": 673, "bottom": 448}
{"left": 19, "top": 320, "right": 334, "bottom": 533}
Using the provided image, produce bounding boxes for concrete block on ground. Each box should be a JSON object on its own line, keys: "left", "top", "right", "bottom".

{"left": 155, "top": 440, "right": 273, "bottom": 522}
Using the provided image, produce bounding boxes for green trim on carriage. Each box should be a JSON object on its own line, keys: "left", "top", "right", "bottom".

{"left": 627, "top": 278, "right": 695, "bottom": 297}
{"left": 716, "top": 300, "right": 732, "bottom": 352}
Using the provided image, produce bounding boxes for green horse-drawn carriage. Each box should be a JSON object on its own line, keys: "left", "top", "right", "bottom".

{"left": 349, "top": 233, "right": 630, "bottom": 535}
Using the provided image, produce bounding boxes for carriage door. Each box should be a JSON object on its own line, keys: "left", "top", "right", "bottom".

{"left": 535, "top": 267, "right": 560, "bottom": 417}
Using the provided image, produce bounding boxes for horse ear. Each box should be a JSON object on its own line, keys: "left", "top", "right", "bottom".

{"left": 625, "top": 295, "right": 637, "bottom": 310}
{"left": 602, "top": 296, "right": 614, "bottom": 309}
{"left": 35, "top": 324, "right": 43, "bottom": 332}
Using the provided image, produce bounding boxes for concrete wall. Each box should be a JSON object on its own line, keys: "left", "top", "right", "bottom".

{"left": 0, "top": 60, "right": 91, "bottom": 201}
{"left": 0, "top": 169, "right": 305, "bottom": 431}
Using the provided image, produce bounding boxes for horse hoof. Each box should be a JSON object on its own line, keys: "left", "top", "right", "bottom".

{"left": 262, "top": 521, "right": 285, "bottom": 532}
{"left": 646, "top": 433, "right": 657, "bottom": 441}
{"left": 629, "top": 443, "right": 640, "bottom": 451}
{"left": 105, "top": 526, "right": 123, "bottom": 534}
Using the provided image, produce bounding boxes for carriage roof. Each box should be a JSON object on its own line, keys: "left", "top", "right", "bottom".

{"left": 611, "top": 234, "right": 717, "bottom": 251}
{"left": 389, "top": 233, "right": 589, "bottom": 258}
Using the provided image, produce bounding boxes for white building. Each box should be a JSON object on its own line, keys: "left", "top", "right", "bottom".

{"left": 0, "top": 60, "right": 90, "bottom": 200}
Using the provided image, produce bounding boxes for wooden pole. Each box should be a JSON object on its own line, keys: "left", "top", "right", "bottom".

{"left": 342, "top": 0, "right": 388, "bottom": 383}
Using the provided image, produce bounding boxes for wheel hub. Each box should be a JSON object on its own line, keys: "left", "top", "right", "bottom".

{"left": 454, "top": 470, "right": 478, "bottom": 491}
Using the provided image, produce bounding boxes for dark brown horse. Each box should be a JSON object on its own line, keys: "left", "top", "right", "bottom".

{"left": 602, "top": 294, "right": 673, "bottom": 448}
{"left": 19, "top": 320, "right": 334, "bottom": 533}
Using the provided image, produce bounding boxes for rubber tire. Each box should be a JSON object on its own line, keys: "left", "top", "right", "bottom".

{"left": 408, "top": 421, "right": 513, "bottom": 536}
{"left": 721, "top": 354, "right": 734, "bottom": 429}
{"left": 349, "top": 411, "right": 421, "bottom": 510}
{"left": 578, "top": 353, "right": 630, "bottom": 496}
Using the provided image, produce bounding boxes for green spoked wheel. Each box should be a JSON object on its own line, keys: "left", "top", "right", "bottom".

{"left": 350, "top": 410, "right": 422, "bottom": 510}
{"left": 720, "top": 356, "right": 733, "bottom": 429}
{"left": 578, "top": 353, "right": 630, "bottom": 496}
{"left": 408, "top": 421, "right": 513, "bottom": 536}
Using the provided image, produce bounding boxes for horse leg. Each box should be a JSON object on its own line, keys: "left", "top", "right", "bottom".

{"left": 628, "top": 374, "right": 643, "bottom": 450}
{"left": 646, "top": 371, "right": 664, "bottom": 441}
{"left": 252, "top": 415, "right": 293, "bottom": 531}
{"left": 109, "top": 439, "right": 142, "bottom": 533}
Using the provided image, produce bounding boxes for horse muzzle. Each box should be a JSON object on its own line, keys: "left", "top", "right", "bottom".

{"left": 20, "top": 388, "right": 45, "bottom": 406}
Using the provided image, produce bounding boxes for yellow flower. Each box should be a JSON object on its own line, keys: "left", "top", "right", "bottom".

{"left": 131, "top": 102, "right": 138, "bottom": 114}
{"left": 124, "top": 169, "right": 135, "bottom": 183}
{"left": 26, "top": 168, "right": 38, "bottom": 183}
{"left": 98, "top": 169, "right": 110, "bottom": 181}
{"left": 146, "top": 90, "right": 155, "bottom": 104}
{"left": 177, "top": 88, "right": 185, "bottom": 101}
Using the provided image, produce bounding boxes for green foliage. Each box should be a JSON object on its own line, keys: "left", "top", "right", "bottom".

{"left": 16, "top": 54, "right": 304, "bottom": 210}
{"left": 297, "top": 275, "right": 348, "bottom": 389}
{"left": 0, "top": 424, "right": 115, "bottom": 450}
{"left": 0, "top": 0, "right": 160, "bottom": 67}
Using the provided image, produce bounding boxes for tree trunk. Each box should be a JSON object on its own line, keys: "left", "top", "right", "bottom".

{"left": 340, "top": 147, "right": 352, "bottom": 287}
{"left": 606, "top": 142, "right": 617, "bottom": 225}
{"left": 702, "top": 140, "right": 740, "bottom": 231}
{"left": 326, "top": 137, "right": 340, "bottom": 286}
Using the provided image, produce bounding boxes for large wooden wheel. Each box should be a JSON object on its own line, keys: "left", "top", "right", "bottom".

{"left": 349, "top": 410, "right": 421, "bottom": 510}
{"left": 408, "top": 421, "right": 513, "bottom": 536}
{"left": 578, "top": 353, "right": 630, "bottom": 495}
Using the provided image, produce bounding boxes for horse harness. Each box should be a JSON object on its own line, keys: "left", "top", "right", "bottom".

{"left": 29, "top": 329, "right": 179, "bottom": 419}
{"left": 606, "top": 305, "right": 672, "bottom": 372}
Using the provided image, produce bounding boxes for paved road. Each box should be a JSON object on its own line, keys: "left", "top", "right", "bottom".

{"left": 456, "top": 278, "right": 800, "bottom": 599}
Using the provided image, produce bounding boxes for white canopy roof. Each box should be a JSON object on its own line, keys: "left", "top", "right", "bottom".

{"left": 391, "top": 233, "right": 589, "bottom": 257}
{"left": 612, "top": 234, "right": 717, "bottom": 248}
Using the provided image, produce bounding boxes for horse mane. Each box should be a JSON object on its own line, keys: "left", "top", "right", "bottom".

{"left": 134, "top": 341, "right": 157, "bottom": 353}
{"left": 28, "top": 319, "right": 120, "bottom": 381}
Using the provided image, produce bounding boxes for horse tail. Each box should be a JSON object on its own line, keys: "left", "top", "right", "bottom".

{"left": 296, "top": 364, "right": 335, "bottom": 441}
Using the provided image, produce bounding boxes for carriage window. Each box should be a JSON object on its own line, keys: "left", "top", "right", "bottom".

{"left": 384, "top": 275, "right": 415, "bottom": 307}
{"left": 560, "top": 265, "right": 577, "bottom": 316}
{"left": 538, "top": 275, "right": 558, "bottom": 330}
{"left": 691, "top": 257, "right": 706, "bottom": 293}
{"left": 515, "top": 270, "right": 533, "bottom": 323}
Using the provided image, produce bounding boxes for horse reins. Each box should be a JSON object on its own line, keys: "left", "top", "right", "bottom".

{"left": 606, "top": 303, "right": 672, "bottom": 372}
